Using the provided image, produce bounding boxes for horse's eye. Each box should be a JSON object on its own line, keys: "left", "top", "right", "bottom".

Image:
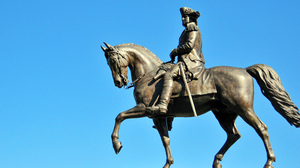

{"left": 111, "top": 58, "right": 117, "bottom": 64}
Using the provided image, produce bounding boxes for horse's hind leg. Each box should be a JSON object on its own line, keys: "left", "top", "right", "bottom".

{"left": 237, "top": 108, "right": 276, "bottom": 168}
{"left": 212, "top": 110, "right": 241, "bottom": 168}
{"left": 153, "top": 118, "right": 174, "bottom": 168}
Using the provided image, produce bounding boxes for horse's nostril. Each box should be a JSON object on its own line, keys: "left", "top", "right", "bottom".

{"left": 115, "top": 80, "right": 121, "bottom": 87}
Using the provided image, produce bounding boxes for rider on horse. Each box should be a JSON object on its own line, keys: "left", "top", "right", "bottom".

{"left": 147, "top": 7, "right": 205, "bottom": 116}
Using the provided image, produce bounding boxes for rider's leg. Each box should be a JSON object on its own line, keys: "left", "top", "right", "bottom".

{"left": 147, "top": 64, "right": 180, "bottom": 114}
{"left": 156, "top": 76, "right": 174, "bottom": 113}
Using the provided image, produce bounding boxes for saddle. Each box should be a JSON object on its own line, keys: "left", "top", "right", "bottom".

{"left": 183, "top": 67, "right": 217, "bottom": 97}
{"left": 157, "top": 63, "right": 217, "bottom": 98}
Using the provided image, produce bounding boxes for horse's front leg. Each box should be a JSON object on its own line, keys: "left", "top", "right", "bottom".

{"left": 111, "top": 103, "right": 147, "bottom": 154}
{"left": 153, "top": 118, "right": 174, "bottom": 168}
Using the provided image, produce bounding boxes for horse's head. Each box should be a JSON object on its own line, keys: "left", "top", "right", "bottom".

{"left": 101, "top": 42, "right": 129, "bottom": 88}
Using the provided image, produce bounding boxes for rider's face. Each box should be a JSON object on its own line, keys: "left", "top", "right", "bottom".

{"left": 182, "top": 15, "right": 190, "bottom": 27}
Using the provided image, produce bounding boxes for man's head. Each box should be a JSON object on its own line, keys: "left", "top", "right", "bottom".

{"left": 180, "top": 7, "right": 200, "bottom": 27}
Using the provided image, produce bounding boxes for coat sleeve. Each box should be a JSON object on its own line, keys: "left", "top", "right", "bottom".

{"left": 174, "top": 30, "right": 197, "bottom": 56}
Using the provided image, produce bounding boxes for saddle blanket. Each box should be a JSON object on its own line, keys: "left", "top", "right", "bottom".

{"left": 178, "top": 67, "right": 217, "bottom": 97}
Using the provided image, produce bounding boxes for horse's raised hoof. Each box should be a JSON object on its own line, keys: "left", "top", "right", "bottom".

{"left": 113, "top": 140, "right": 122, "bottom": 154}
{"left": 213, "top": 154, "right": 223, "bottom": 168}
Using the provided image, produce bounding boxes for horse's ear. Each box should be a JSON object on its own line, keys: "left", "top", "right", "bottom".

{"left": 101, "top": 45, "right": 107, "bottom": 52}
{"left": 104, "top": 42, "right": 115, "bottom": 51}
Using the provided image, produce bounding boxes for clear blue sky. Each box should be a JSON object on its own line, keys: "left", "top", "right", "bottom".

{"left": 1, "top": 1, "right": 299, "bottom": 168}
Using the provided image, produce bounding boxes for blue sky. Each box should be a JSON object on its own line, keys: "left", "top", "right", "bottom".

{"left": 1, "top": 0, "right": 299, "bottom": 168}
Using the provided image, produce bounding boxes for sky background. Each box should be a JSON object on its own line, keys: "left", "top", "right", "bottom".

{"left": 1, "top": 0, "right": 300, "bottom": 168}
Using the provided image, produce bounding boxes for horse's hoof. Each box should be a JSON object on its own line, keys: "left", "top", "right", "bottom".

{"left": 213, "top": 163, "right": 222, "bottom": 168}
{"left": 113, "top": 140, "right": 122, "bottom": 154}
{"left": 264, "top": 158, "right": 275, "bottom": 168}
{"left": 163, "top": 163, "right": 170, "bottom": 168}
{"left": 264, "top": 165, "right": 274, "bottom": 168}
{"left": 163, "top": 159, "right": 174, "bottom": 168}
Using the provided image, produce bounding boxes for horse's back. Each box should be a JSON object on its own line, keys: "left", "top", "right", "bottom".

{"left": 211, "top": 66, "right": 254, "bottom": 109}
{"left": 211, "top": 66, "right": 253, "bottom": 88}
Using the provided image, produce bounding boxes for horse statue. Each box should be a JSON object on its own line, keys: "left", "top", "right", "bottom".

{"left": 101, "top": 42, "right": 299, "bottom": 168}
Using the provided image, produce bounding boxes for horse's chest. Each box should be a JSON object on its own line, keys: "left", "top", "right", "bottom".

{"left": 134, "top": 81, "right": 161, "bottom": 106}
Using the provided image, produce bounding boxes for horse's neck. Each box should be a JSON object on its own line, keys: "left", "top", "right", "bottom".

{"left": 128, "top": 52, "right": 160, "bottom": 81}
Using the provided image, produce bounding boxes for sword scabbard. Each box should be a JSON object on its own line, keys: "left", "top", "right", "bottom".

{"left": 179, "top": 63, "right": 197, "bottom": 117}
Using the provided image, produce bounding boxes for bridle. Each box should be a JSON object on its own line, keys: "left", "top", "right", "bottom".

{"left": 108, "top": 51, "right": 129, "bottom": 88}
{"left": 108, "top": 50, "right": 146, "bottom": 89}
{"left": 102, "top": 42, "right": 147, "bottom": 89}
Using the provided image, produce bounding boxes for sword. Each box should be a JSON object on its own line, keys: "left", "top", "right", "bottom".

{"left": 179, "top": 63, "right": 197, "bottom": 117}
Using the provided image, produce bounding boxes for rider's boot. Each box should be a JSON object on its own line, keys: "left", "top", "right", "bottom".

{"left": 153, "top": 69, "right": 166, "bottom": 80}
{"left": 147, "top": 79, "right": 173, "bottom": 114}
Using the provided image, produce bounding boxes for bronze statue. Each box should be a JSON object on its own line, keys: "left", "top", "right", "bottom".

{"left": 101, "top": 7, "right": 300, "bottom": 168}
{"left": 147, "top": 7, "right": 204, "bottom": 115}
{"left": 148, "top": 7, "right": 204, "bottom": 130}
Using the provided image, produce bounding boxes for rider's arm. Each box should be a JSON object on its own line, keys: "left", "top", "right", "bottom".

{"left": 171, "top": 30, "right": 197, "bottom": 57}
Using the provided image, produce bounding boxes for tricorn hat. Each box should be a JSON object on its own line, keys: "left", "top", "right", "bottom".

{"left": 180, "top": 7, "right": 200, "bottom": 19}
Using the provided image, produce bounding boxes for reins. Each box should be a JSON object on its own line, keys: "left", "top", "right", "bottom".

{"left": 125, "top": 73, "right": 145, "bottom": 89}
{"left": 113, "top": 51, "right": 145, "bottom": 89}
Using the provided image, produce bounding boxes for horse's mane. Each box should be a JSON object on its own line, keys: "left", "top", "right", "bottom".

{"left": 115, "top": 43, "right": 163, "bottom": 65}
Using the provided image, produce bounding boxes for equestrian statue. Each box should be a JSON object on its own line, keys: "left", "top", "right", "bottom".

{"left": 101, "top": 7, "right": 300, "bottom": 168}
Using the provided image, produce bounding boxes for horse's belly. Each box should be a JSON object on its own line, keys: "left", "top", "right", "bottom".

{"left": 169, "top": 94, "right": 216, "bottom": 117}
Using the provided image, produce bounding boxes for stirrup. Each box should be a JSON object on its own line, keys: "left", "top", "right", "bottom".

{"left": 146, "top": 105, "right": 167, "bottom": 114}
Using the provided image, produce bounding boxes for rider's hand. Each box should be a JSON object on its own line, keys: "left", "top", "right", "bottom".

{"left": 170, "top": 49, "right": 177, "bottom": 62}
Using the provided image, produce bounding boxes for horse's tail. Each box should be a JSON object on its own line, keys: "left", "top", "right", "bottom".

{"left": 246, "top": 64, "right": 300, "bottom": 127}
